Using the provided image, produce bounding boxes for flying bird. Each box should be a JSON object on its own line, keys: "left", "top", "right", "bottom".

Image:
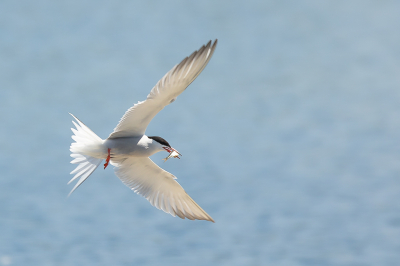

{"left": 69, "top": 40, "right": 217, "bottom": 222}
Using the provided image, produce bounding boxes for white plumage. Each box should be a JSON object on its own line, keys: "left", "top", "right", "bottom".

{"left": 69, "top": 40, "right": 217, "bottom": 222}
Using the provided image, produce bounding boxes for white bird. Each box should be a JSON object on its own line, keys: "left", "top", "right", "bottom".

{"left": 69, "top": 40, "right": 217, "bottom": 222}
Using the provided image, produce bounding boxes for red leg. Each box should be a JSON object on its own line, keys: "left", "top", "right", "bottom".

{"left": 104, "top": 148, "right": 111, "bottom": 169}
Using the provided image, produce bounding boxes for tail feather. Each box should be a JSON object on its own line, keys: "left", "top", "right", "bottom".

{"left": 70, "top": 155, "right": 99, "bottom": 176}
{"left": 69, "top": 114, "right": 104, "bottom": 196}
{"left": 68, "top": 159, "right": 103, "bottom": 196}
{"left": 70, "top": 154, "right": 88, "bottom": 164}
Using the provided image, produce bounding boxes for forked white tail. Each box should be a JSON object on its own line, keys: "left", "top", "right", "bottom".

{"left": 69, "top": 114, "right": 105, "bottom": 196}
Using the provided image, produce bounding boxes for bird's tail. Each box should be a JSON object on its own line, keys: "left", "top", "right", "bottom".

{"left": 68, "top": 113, "right": 104, "bottom": 196}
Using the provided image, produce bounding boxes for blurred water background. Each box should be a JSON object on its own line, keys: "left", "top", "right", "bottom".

{"left": 1, "top": 1, "right": 400, "bottom": 265}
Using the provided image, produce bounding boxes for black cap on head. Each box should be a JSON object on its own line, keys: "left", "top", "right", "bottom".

{"left": 148, "top": 136, "right": 171, "bottom": 147}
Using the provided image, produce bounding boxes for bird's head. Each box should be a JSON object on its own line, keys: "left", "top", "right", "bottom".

{"left": 148, "top": 136, "right": 181, "bottom": 161}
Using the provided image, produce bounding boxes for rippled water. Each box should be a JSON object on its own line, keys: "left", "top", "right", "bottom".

{"left": 1, "top": 1, "right": 400, "bottom": 265}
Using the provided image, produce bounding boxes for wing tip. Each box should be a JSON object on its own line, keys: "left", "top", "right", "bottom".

{"left": 175, "top": 214, "right": 215, "bottom": 222}
{"left": 212, "top": 39, "right": 218, "bottom": 49}
{"left": 203, "top": 216, "right": 215, "bottom": 223}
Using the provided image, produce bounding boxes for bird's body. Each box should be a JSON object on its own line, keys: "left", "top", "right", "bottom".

{"left": 104, "top": 136, "right": 162, "bottom": 158}
{"left": 69, "top": 40, "right": 217, "bottom": 222}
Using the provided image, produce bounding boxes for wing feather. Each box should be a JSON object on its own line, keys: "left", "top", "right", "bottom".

{"left": 113, "top": 157, "right": 214, "bottom": 222}
{"left": 108, "top": 40, "right": 217, "bottom": 139}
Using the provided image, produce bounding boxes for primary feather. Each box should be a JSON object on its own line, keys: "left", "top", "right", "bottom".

{"left": 108, "top": 40, "right": 217, "bottom": 139}
{"left": 113, "top": 157, "right": 214, "bottom": 222}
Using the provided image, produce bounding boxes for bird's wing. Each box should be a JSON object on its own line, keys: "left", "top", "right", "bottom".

{"left": 112, "top": 157, "right": 214, "bottom": 222}
{"left": 108, "top": 39, "right": 218, "bottom": 139}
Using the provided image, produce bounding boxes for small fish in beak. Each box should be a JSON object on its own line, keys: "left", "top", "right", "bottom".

{"left": 163, "top": 148, "right": 181, "bottom": 162}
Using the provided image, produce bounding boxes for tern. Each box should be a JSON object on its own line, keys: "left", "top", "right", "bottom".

{"left": 69, "top": 40, "right": 217, "bottom": 222}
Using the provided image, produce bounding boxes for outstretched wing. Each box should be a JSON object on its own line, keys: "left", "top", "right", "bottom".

{"left": 108, "top": 39, "right": 218, "bottom": 139}
{"left": 112, "top": 157, "right": 214, "bottom": 222}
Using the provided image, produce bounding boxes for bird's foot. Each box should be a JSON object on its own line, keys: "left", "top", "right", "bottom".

{"left": 104, "top": 148, "right": 111, "bottom": 169}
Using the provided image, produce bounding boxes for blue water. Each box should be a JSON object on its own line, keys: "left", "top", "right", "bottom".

{"left": 1, "top": 1, "right": 400, "bottom": 265}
